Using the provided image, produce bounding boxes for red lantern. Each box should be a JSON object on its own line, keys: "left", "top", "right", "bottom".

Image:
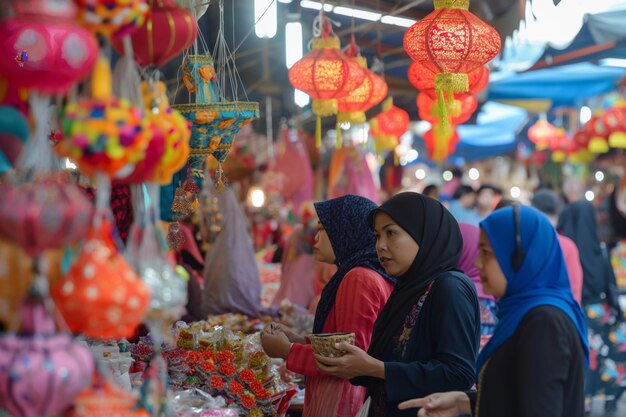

{"left": 549, "top": 128, "right": 573, "bottom": 163}
{"left": 337, "top": 57, "right": 388, "bottom": 125}
{"left": 602, "top": 105, "right": 626, "bottom": 134}
{"left": 423, "top": 125, "right": 459, "bottom": 161}
{"left": 288, "top": 22, "right": 365, "bottom": 145}
{"left": 403, "top": 0, "right": 500, "bottom": 110}
{"left": 370, "top": 98, "right": 410, "bottom": 140}
{"left": 409, "top": 62, "right": 489, "bottom": 99}
{"left": 0, "top": 0, "right": 98, "bottom": 94}
{"left": 583, "top": 115, "right": 610, "bottom": 153}
{"left": 528, "top": 120, "right": 559, "bottom": 151}
{"left": 111, "top": 0, "right": 197, "bottom": 68}
{"left": 417, "top": 93, "right": 477, "bottom": 125}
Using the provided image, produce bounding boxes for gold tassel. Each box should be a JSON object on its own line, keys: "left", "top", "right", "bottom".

{"left": 336, "top": 121, "right": 342, "bottom": 149}
{"left": 437, "top": 88, "right": 449, "bottom": 131}
{"left": 215, "top": 164, "right": 225, "bottom": 193}
{"left": 394, "top": 152, "right": 399, "bottom": 166}
{"left": 316, "top": 116, "right": 322, "bottom": 148}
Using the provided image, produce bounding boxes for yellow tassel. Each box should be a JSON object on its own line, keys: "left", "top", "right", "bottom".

{"left": 336, "top": 121, "right": 342, "bottom": 149}
{"left": 437, "top": 88, "right": 449, "bottom": 131}
{"left": 316, "top": 116, "right": 322, "bottom": 148}
{"left": 433, "top": 0, "right": 469, "bottom": 9}
{"left": 394, "top": 152, "right": 399, "bottom": 166}
{"left": 215, "top": 164, "right": 225, "bottom": 193}
{"left": 92, "top": 57, "right": 112, "bottom": 101}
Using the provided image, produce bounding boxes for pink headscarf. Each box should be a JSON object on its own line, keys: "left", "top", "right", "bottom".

{"left": 458, "top": 223, "right": 495, "bottom": 301}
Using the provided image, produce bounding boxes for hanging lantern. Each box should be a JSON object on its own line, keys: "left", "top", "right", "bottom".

{"left": 371, "top": 98, "right": 409, "bottom": 140}
{"left": 602, "top": 103, "right": 626, "bottom": 149}
{"left": 337, "top": 57, "right": 388, "bottom": 125}
{"left": 549, "top": 128, "right": 573, "bottom": 163}
{"left": 423, "top": 124, "right": 459, "bottom": 161}
{"left": 0, "top": 0, "right": 98, "bottom": 94}
{"left": 111, "top": 0, "right": 198, "bottom": 68}
{"left": 403, "top": 0, "right": 500, "bottom": 124}
{"left": 417, "top": 93, "right": 477, "bottom": 125}
{"left": 0, "top": 299, "right": 94, "bottom": 417}
{"left": 51, "top": 219, "right": 150, "bottom": 340}
{"left": 584, "top": 115, "right": 610, "bottom": 153}
{"left": 409, "top": 62, "right": 489, "bottom": 99}
{"left": 528, "top": 120, "right": 559, "bottom": 151}
{"left": 76, "top": 0, "right": 149, "bottom": 40}
{"left": 288, "top": 20, "right": 365, "bottom": 146}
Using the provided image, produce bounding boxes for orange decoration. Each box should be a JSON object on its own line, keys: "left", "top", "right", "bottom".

{"left": 424, "top": 125, "right": 459, "bottom": 161}
{"left": 417, "top": 93, "right": 477, "bottom": 125}
{"left": 51, "top": 220, "right": 150, "bottom": 340}
{"left": 528, "top": 120, "right": 559, "bottom": 151}
{"left": 67, "top": 380, "right": 149, "bottom": 417}
{"left": 370, "top": 98, "right": 410, "bottom": 140}
{"left": 409, "top": 62, "right": 489, "bottom": 100}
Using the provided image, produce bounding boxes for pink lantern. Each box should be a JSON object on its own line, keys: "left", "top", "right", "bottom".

{"left": 0, "top": 177, "right": 93, "bottom": 256}
{"left": 0, "top": 299, "right": 94, "bottom": 417}
{"left": 0, "top": 0, "right": 98, "bottom": 94}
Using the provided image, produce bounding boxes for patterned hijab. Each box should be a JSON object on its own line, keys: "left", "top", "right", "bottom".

{"left": 312, "top": 195, "right": 395, "bottom": 333}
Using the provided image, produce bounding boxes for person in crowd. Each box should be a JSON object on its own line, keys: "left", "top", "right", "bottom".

{"left": 476, "top": 184, "right": 502, "bottom": 221}
{"left": 314, "top": 192, "right": 480, "bottom": 417}
{"left": 202, "top": 186, "right": 265, "bottom": 318}
{"left": 398, "top": 205, "right": 589, "bottom": 417}
{"left": 531, "top": 189, "right": 583, "bottom": 303}
{"left": 458, "top": 223, "right": 497, "bottom": 349}
{"left": 309, "top": 261, "right": 337, "bottom": 314}
{"left": 422, "top": 184, "right": 440, "bottom": 201}
{"left": 261, "top": 195, "right": 395, "bottom": 417}
{"left": 448, "top": 185, "right": 480, "bottom": 225}
{"left": 558, "top": 200, "right": 624, "bottom": 415}
{"left": 272, "top": 204, "right": 317, "bottom": 309}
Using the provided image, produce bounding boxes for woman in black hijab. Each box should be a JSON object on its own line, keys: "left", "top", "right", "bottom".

{"left": 558, "top": 199, "right": 624, "bottom": 414}
{"left": 315, "top": 192, "right": 480, "bottom": 417}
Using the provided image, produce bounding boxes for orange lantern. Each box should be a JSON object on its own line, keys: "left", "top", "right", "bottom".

{"left": 602, "top": 103, "right": 626, "bottom": 149}
{"left": 288, "top": 20, "right": 365, "bottom": 146}
{"left": 409, "top": 62, "right": 489, "bottom": 100}
{"left": 370, "top": 98, "right": 409, "bottom": 140}
{"left": 417, "top": 93, "right": 477, "bottom": 125}
{"left": 68, "top": 379, "right": 151, "bottom": 417}
{"left": 404, "top": 0, "right": 500, "bottom": 123}
{"left": 337, "top": 57, "right": 388, "bottom": 125}
{"left": 528, "top": 120, "right": 559, "bottom": 151}
{"left": 584, "top": 115, "right": 610, "bottom": 153}
{"left": 549, "top": 128, "right": 574, "bottom": 163}
{"left": 51, "top": 220, "right": 150, "bottom": 340}
{"left": 423, "top": 124, "right": 459, "bottom": 161}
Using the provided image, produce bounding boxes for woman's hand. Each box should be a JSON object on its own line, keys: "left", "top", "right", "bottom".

{"left": 314, "top": 342, "right": 384, "bottom": 379}
{"left": 273, "top": 323, "right": 307, "bottom": 344}
{"left": 398, "top": 392, "right": 471, "bottom": 417}
{"left": 260, "top": 326, "right": 292, "bottom": 359}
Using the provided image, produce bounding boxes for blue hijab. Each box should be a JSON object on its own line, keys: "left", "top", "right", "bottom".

{"left": 476, "top": 205, "right": 589, "bottom": 371}
{"left": 313, "top": 195, "right": 396, "bottom": 333}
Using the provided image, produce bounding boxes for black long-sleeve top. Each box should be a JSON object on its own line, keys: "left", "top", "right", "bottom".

{"left": 354, "top": 272, "right": 480, "bottom": 417}
{"left": 468, "top": 306, "right": 585, "bottom": 417}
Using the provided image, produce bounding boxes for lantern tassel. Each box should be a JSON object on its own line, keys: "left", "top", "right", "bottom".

{"left": 215, "top": 164, "right": 225, "bottom": 193}
{"left": 393, "top": 151, "right": 399, "bottom": 166}
{"left": 437, "top": 88, "right": 449, "bottom": 131}
{"left": 316, "top": 116, "right": 322, "bottom": 148}
{"left": 336, "top": 121, "right": 342, "bottom": 149}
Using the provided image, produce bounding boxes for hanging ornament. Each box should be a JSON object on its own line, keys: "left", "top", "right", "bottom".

{"left": 51, "top": 217, "right": 150, "bottom": 339}
{"left": 548, "top": 128, "right": 573, "bottom": 163}
{"left": 403, "top": 0, "right": 500, "bottom": 127}
{"left": 369, "top": 98, "right": 410, "bottom": 143}
{"left": 57, "top": 57, "right": 153, "bottom": 178}
{"left": 409, "top": 62, "right": 489, "bottom": 100}
{"left": 0, "top": 298, "right": 94, "bottom": 417}
{"left": 111, "top": 0, "right": 198, "bottom": 68}
{"left": 75, "top": 0, "right": 149, "bottom": 40}
{"left": 583, "top": 115, "right": 610, "bottom": 153}
{"left": 602, "top": 103, "right": 626, "bottom": 149}
{"left": 0, "top": 0, "right": 98, "bottom": 94}
{"left": 528, "top": 120, "right": 559, "bottom": 151}
{"left": 417, "top": 93, "right": 477, "bottom": 125}
{"left": 288, "top": 16, "right": 365, "bottom": 146}
{"left": 423, "top": 124, "right": 459, "bottom": 161}
{"left": 67, "top": 377, "right": 151, "bottom": 417}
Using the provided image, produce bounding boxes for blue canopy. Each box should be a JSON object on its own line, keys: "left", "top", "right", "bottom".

{"left": 488, "top": 63, "right": 626, "bottom": 106}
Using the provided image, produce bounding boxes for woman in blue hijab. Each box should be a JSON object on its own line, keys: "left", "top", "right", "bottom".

{"left": 397, "top": 205, "right": 589, "bottom": 417}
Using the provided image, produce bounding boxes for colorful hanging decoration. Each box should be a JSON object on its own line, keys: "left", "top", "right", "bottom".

{"left": 57, "top": 57, "right": 154, "bottom": 178}
{"left": 602, "top": 103, "right": 626, "bottom": 149}
{"left": 173, "top": 55, "right": 259, "bottom": 191}
{"left": 76, "top": 0, "right": 149, "bottom": 39}
{"left": 0, "top": 299, "right": 94, "bottom": 417}
{"left": 583, "top": 115, "right": 610, "bottom": 153}
{"left": 288, "top": 16, "right": 365, "bottom": 146}
{"left": 417, "top": 93, "right": 477, "bottom": 125}
{"left": 111, "top": 0, "right": 197, "bottom": 68}
{"left": 548, "top": 128, "right": 574, "bottom": 163}
{"left": 403, "top": 0, "right": 500, "bottom": 124}
{"left": 51, "top": 218, "right": 150, "bottom": 339}
{"left": 423, "top": 125, "right": 460, "bottom": 161}
{"left": 0, "top": 177, "right": 93, "bottom": 257}
{"left": 67, "top": 378, "right": 151, "bottom": 417}
{"left": 0, "top": 0, "right": 98, "bottom": 94}
{"left": 409, "top": 62, "right": 489, "bottom": 100}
